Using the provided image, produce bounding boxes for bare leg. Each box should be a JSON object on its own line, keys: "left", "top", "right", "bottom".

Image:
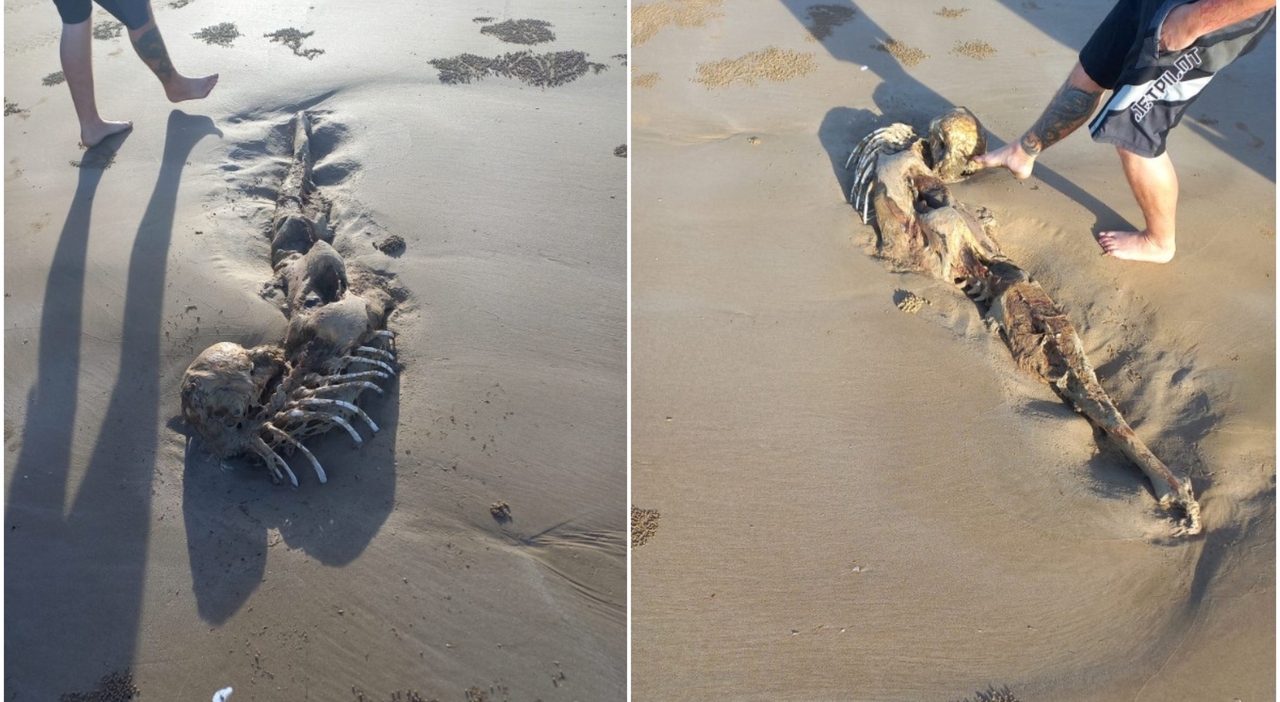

{"left": 974, "top": 62, "right": 1105, "bottom": 179}
{"left": 1097, "top": 147, "right": 1178, "bottom": 263}
{"left": 60, "top": 18, "right": 133, "bottom": 147}
{"left": 127, "top": 2, "right": 218, "bottom": 103}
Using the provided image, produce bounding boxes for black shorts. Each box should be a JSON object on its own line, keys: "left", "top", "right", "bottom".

{"left": 1079, "top": 0, "right": 1275, "bottom": 157}
{"left": 53, "top": 0, "right": 150, "bottom": 30}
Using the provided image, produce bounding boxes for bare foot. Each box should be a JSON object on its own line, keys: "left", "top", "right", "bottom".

{"left": 164, "top": 73, "right": 219, "bottom": 103}
{"left": 1097, "top": 230, "right": 1175, "bottom": 263}
{"left": 80, "top": 119, "right": 133, "bottom": 148}
{"left": 974, "top": 140, "right": 1036, "bottom": 179}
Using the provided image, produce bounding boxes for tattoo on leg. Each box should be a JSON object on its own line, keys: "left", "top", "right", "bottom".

{"left": 1020, "top": 83, "right": 1103, "bottom": 156}
{"left": 133, "top": 28, "right": 175, "bottom": 82}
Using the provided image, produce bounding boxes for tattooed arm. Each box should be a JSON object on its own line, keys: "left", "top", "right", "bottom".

{"left": 1018, "top": 73, "right": 1105, "bottom": 156}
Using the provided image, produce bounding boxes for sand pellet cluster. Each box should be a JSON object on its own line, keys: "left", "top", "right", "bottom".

{"left": 430, "top": 51, "right": 608, "bottom": 87}
{"left": 953, "top": 39, "right": 996, "bottom": 59}
{"left": 935, "top": 6, "right": 970, "bottom": 17}
{"left": 874, "top": 38, "right": 929, "bottom": 67}
{"left": 193, "top": 22, "right": 241, "bottom": 47}
{"left": 693, "top": 47, "right": 817, "bottom": 88}
{"left": 489, "top": 501, "right": 512, "bottom": 522}
{"left": 374, "top": 235, "right": 406, "bottom": 256}
{"left": 896, "top": 291, "right": 930, "bottom": 314}
{"left": 632, "top": 72, "right": 661, "bottom": 88}
{"left": 168, "top": 0, "right": 194, "bottom": 8}
{"left": 633, "top": 0, "right": 724, "bottom": 47}
{"left": 632, "top": 507, "right": 661, "bottom": 547}
{"left": 264, "top": 28, "right": 325, "bottom": 59}
{"left": 481, "top": 19, "right": 557, "bottom": 45}
{"left": 42, "top": 71, "right": 65, "bottom": 86}
{"left": 615, "top": 144, "right": 628, "bottom": 157}
{"left": 805, "top": 4, "right": 856, "bottom": 41}
{"left": 59, "top": 670, "right": 138, "bottom": 702}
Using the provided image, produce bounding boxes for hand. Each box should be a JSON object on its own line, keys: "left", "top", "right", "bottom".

{"left": 1159, "top": 4, "right": 1201, "bottom": 53}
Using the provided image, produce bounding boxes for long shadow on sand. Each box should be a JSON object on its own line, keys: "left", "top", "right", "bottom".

{"left": 5, "top": 111, "right": 220, "bottom": 696}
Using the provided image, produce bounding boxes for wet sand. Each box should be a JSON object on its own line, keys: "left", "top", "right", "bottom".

{"left": 4, "top": 0, "right": 626, "bottom": 699}
{"left": 630, "top": 0, "right": 1274, "bottom": 699}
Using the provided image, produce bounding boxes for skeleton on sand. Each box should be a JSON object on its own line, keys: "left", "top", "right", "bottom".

{"left": 181, "top": 112, "right": 399, "bottom": 486}
{"left": 847, "top": 107, "right": 1201, "bottom": 535}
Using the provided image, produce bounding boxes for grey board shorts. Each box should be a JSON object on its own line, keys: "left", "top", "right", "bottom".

{"left": 1080, "top": 0, "right": 1275, "bottom": 157}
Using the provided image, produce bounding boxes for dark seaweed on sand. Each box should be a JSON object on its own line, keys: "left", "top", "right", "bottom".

{"left": 264, "top": 28, "right": 325, "bottom": 59}
{"left": 193, "top": 22, "right": 241, "bottom": 47}
{"left": 479, "top": 18, "right": 556, "bottom": 45}
{"left": 429, "top": 51, "right": 608, "bottom": 88}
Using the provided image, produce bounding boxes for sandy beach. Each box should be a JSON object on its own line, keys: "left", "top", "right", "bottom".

{"left": 4, "top": 1, "right": 626, "bottom": 699}
{"left": 630, "top": 1, "right": 1274, "bottom": 700}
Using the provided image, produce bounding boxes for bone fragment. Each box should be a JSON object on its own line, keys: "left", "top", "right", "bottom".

{"left": 355, "top": 345, "right": 397, "bottom": 363}
{"left": 342, "top": 356, "right": 397, "bottom": 376}
{"left": 284, "top": 409, "right": 363, "bottom": 445}
{"left": 264, "top": 424, "right": 328, "bottom": 484}
{"left": 291, "top": 397, "right": 381, "bottom": 434}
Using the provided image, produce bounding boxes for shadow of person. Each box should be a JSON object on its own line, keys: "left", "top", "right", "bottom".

{"left": 5, "top": 111, "right": 220, "bottom": 697}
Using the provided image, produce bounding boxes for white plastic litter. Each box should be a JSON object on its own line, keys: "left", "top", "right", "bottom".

{"left": 213, "top": 687, "right": 234, "bottom": 702}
